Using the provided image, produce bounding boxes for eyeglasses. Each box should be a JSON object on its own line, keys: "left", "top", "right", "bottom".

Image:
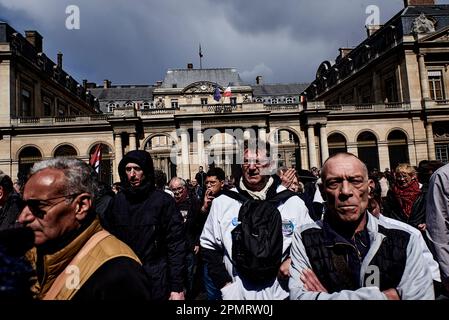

{"left": 242, "top": 159, "right": 270, "bottom": 168}
{"left": 170, "top": 187, "right": 184, "bottom": 193}
{"left": 23, "top": 193, "right": 80, "bottom": 219}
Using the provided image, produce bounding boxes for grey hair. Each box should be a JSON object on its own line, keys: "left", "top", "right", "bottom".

{"left": 169, "top": 177, "right": 186, "bottom": 187}
{"left": 30, "top": 157, "right": 98, "bottom": 198}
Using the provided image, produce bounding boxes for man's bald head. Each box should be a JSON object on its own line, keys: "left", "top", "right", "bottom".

{"left": 321, "top": 153, "right": 368, "bottom": 182}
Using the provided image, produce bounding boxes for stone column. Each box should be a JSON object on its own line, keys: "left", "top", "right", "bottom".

{"left": 197, "top": 130, "right": 205, "bottom": 168}
{"left": 181, "top": 130, "right": 190, "bottom": 178}
{"left": 418, "top": 54, "right": 430, "bottom": 100}
{"left": 319, "top": 124, "right": 329, "bottom": 165}
{"left": 113, "top": 133, "right": 123, "bottom": 183}
{"left": 307, "top": 125, "right": 318, "bottom": 169}
{"left": 258, "top": 127, "right": 267, "bottom": 142}
{"left": 426, "top": 122, "right": 436, "bottom": 160}
{"left": 129, "top": 132, "right": 137, "bottom": 151}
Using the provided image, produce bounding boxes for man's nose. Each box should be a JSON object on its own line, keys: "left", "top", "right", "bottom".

{"left": 18, "top": 206, "right": 34, "bottom": 225}
{"left": 340, "top": 180, "right": 353, "bottom": 196}
{"left": 248, "top": 162, "right": 257, "bottom": 170}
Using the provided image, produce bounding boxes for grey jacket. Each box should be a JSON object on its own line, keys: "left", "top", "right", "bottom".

{"left": 289, "top": 212, "right": 434, "bottom": 300}
{"left": 426, "top": 164, "right": 449, "bottom": 282}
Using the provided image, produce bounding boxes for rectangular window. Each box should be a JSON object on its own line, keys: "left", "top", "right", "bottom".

{"left": 201, "top": 98, "right": 208, "bottom": 105}
{"left": 57, "top": 101, "right": 67, "bottom": 116}
{"left": 230, "top": 97, "right": 237, "bottom": 105}
{"left": 384, "top": 77, "right": 398, "bottom": 103}
{"left": 360, "top": 85, "right": 371, "bottom": 104}
{"left": 436, "top": 144, "right": 448, "bottom": 164}
{"left": 43, "top": 96, "right": 53, "bottom": 116}
{"left": 21, "top": 88, "right": 32, "bottom": 117}
{"left": 171, "top": 99, "right": 178, "bottom": 109}
{"left": 428, "top": 71, "right": 444, "bottom": 101}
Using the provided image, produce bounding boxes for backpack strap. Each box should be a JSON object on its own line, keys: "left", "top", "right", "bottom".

{"left": 268, "top": 190, "right": 296, "bottom": 204}
{"left": 221, "top": 189, "right": 249, "bottom": 203}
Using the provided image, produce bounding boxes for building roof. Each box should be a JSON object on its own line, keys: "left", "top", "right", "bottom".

{"left": 89, "top": 86, "right": 154, "bottom": 101}
{"left": 252, "top": 83, "right": 309, "bottom": 96}
{"left": 161, "top": 68, "right": 245, "bottom": 88}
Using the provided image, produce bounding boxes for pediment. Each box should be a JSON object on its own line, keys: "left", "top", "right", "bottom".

{"left": 183, "top": 81, "right": 223, "bottom": 94}
{"left": 419, "top": 25, "right": 449, "bottom": 43}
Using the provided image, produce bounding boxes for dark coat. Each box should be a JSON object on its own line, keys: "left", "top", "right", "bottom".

{"left": 103, "top": 150, "right": 186, "bottom": 300}
{"left": 73, "top": 257, "right": 152, "bottom": 300}
{"left": 382, "top": 186, "right": 427, "bottom": 230}
{"left": 176, "top": 196, "right": 203, "bottom": 251}
{"left": 0, "top": 192, "right": 24, "bottom": 231}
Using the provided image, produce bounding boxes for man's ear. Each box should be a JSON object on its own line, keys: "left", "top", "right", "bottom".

{"left": 74, "top": 193, "right": 92, "bottom": 221}
{"left": 367, "top": 179, "right": 375, "bottom": 198}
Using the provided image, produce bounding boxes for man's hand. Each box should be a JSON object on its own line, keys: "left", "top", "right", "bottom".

{"left": 193, "top": 245, "right": 200, "bottom": 255}
{"left": 300, "top": 269, "right": 328, "bottom": 293}
{"left": 280, "top": 168, "right": 296, "bottom": 189}
{"left": 382, "top": 288, "right": 400, "bottom": 300}
{"left": 418, "top": 223, "right": 426, "bottom": 231}
{"left": 169, "top": 291, "right": 185, "bottom": 300}
{"left": 201, "top": 189, "right": 214, "bottom": 213}
{"left": 278, "top": 258, "right": 291, "bottom": 279}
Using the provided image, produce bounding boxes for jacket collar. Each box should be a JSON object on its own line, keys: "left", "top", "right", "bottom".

{"left": 37, "top": 219, "right": 103, "bottom": 297}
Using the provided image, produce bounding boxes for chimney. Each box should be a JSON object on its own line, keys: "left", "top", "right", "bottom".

{"left": 25, "top": 30, "right": 43, "bottom": 52}
{"left": 82, "top": 79, "right": 88, "bottom": 89}
{"left": 256, "top": 76, "right": 263, "bottom": 85}
{"left": 404, "top": 0, "right": 435, "bottom": 7}
{"left": 57, "top": 52, "right": 63, "bottom": 69}
{"left": 187, "top": 63, "right": 193, "bottom": 69}
{"left": 366, "top": 25, "right": 383, "bottom": 37}
{"left": 103, "top": 79, "right": 111, "bottom": 88}
{"left": 339, "top": 48, "right": 353, "bottom": 58}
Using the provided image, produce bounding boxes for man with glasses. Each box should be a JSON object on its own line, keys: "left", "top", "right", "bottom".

{"left": 289, "top": 152, "right": 434, "bottom": 300}
{"left": 18, "top": 158, "right": 151, "bottom": 300}
{"left": 103, "top": 150, "right": 185, "bottom": 301}
{"left": 200, "top": 141, "right": 312, "bottom": 299}
{"left": 169, "top": 177, "right": 201, "bottom": 299}
{"left": 201, "top": 167, "right": 225, "bottom": 300}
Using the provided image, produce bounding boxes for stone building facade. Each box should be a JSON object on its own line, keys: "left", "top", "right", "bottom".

{"left": 1, "top": 0, "right": 448, "bottom": 185}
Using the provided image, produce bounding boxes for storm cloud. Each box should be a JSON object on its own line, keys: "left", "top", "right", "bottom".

{"left": 1, "top": 0, "right": 447, "bottom": 85}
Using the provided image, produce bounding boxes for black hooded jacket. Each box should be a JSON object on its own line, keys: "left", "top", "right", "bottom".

{"left": 102, "top": 150, "right": 186, "bottom": 300}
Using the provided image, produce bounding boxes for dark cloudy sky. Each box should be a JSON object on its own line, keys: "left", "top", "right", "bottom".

{"left": 1, "top": 0, "right": 448, "bottom": 85}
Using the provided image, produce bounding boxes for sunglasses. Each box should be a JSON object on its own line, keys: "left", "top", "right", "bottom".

{"left": 23, "top": 193, "right": 81, "bottom": 218}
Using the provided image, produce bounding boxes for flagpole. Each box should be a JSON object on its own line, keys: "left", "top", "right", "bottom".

{"left": 199, "top": 43, "right": 203, "bottom": 69}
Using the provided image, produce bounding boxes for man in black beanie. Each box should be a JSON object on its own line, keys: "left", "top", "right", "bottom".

{"left": 102, "top": 150, "right": 186, "bottom": 300}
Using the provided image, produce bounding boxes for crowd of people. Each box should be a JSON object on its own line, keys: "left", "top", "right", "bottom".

{"left": 0, "top": 142, "right": 448, "bottom": 301}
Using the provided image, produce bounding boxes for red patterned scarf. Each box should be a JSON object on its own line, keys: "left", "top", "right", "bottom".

{"left": 391, "top": 179, "right": 421, "bottom": 218}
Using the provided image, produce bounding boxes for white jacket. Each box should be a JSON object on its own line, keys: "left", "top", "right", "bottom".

{"left": 200, "top": 185, "right": 313, "bottom": 300}
{"left": 289, "top": 212, "right": 434, "bottom": 300}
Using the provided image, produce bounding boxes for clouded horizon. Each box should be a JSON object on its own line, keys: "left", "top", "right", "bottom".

{"left": 1, "top": 0, "right": 448, "bottom": 86}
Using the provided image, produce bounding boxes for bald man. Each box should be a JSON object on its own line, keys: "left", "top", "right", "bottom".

{"left": 289, "top": 153, "right": 434, "bottom": 300}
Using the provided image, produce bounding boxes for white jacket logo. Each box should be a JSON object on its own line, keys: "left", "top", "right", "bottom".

{"left": 365, "top": 265, "right": 380, "bottom": 287}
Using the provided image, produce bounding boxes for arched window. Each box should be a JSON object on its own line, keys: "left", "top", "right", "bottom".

{"left": 144, "top": 135, "right": 177, "bottom": 179}
{"left": 18, "top": 146, "right": 42, "bottom": 182}
{"left": 89, "top": 143, "right": 113, "bottom": 185}
{"left": 328, "top": 133, "right": 347, "bottom": 156}
{"left": 54, "top": 144, "right": 77, "bottom": 158}
{"left": 357, "top": 131, "right": 379, "bottom": 172}
{"left": 388, "top": 130, "right": 409, "bottom": 170}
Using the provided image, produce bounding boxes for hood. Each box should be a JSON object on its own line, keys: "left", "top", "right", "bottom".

{"left": 118, "top": 150, "right": 155, "bottom": 187}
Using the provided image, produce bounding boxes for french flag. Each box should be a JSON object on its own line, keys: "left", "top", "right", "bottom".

{"left": 223, "top": 86, "right": 232, "bottom": 97}
{"left": 89, "top": 144, "right": 102, "bottom": 173}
